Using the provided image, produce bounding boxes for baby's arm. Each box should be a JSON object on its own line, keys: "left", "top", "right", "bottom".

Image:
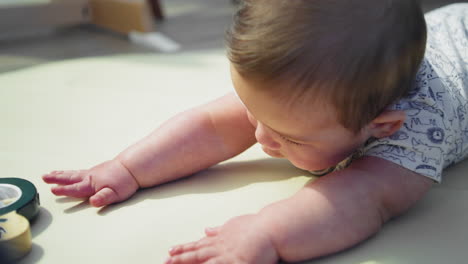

{"left": 116, "top": 92, "right": 256, "bottom": 187}
{"left": 259, "top": 156, "right": 433, "bottom": 261}
{"left": 167, "top": 156, "right": 433, "bottom": 264}
{"left": 43, "top": 92, "right": 256, "bottom": 206}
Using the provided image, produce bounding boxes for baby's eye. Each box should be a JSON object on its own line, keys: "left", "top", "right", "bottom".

{"left": 280, "top": 135, "right": 303, "bottom": 146}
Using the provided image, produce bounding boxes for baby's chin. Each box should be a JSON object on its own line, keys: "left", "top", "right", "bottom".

{"left": 261, "top": 146, "right": 338, "bottom": 172}
{"left": 288, "top": 158, "right": 336, "bottom": 172}
{"left": 261, "top": 146, "right": 284, "bottom": 158}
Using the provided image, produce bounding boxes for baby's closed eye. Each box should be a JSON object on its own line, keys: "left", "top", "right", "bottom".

{"left": 280, "top": 135, "right": 303, "bottom": 146}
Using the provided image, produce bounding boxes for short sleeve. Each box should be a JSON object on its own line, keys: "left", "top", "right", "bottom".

{"left": 362, "top": 58, "right": 457, "bottom": 183}
{"left": 362, "top": 5, "right": 468, "bottom": 182}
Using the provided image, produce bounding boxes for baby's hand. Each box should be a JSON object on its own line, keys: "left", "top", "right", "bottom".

{"left": 166, "top": 215, "right": 279, "bottom": 264}
{"left": 42, "top": 159, "right": 139, "bottom": 207}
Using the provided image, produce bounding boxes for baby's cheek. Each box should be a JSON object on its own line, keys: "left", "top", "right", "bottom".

{"left": 286, "top": 152, "right": 313, "bottom": 170}
{"left": 246, "top": 111, "right": 258, "bottom": 128}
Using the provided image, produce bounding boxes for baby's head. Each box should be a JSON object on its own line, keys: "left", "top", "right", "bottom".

{"left": 227, "top": 0, "right": 427, "bottom": 171}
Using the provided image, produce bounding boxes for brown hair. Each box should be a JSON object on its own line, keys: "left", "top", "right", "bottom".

{"left": 226, "top": 0, "right": 427, "bottom": 133}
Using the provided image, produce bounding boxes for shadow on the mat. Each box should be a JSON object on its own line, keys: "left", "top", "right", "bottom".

{"left": 98, "top": 158, "right": 312, "bottom": 215}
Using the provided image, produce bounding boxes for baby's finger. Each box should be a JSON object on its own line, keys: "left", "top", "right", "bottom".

{"left": 169, "top": 242, "right": 196, "bottom": 256}
{"left": 42, "top": 170, "right": 83, "bottom": 185}
{"left": 204, "top": 226, "right": 221, "bottom": 237}
{"left": 51, "top": 176, "right": 94, "bottom": 197}
{"left": 89, "top": 187, "right": 120, "bottom": 207}
{"left": 166, "top": 246, "right": 217, "bottom": 264}
{"left": 169, "top": 239, "right": 213, "bottom": 256}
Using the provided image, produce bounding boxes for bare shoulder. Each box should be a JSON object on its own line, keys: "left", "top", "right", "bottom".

{"left": 204, "top": 92, "right": 256, "bottom": 153}
{"left": 348, "top": 156, "right": 433, "bottom": 217}
{"left": 349, "top": 155, "right": 434, "bottom": 190}
{"left": 313, "top": 156, "right": 433, "bottom": 191}
{"left": 308, "top": 156, "right": 434, "bottom": 220}
{"left": 204, "top": 92, "right": 248, "bottom": 118}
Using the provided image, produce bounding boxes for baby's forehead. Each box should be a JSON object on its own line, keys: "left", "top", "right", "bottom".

{"left": 232, "top": 65, "right": 341, "bottom": 125}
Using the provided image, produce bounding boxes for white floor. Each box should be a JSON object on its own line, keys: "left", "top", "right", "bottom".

{"left": 2, "top": 49, "right": 467, "bottom": 264}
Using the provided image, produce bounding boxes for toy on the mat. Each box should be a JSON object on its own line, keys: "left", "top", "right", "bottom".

{"left": 0, "top": 178, "right": 40, "bottom": 261}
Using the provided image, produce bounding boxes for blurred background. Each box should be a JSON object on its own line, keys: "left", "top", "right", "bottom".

{"left": 0, "top": 0, "right": 463, "bottom": 74}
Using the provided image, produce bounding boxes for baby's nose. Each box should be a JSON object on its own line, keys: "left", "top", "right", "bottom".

{"left": 255, "top": 123, "right": 281, "bottom": 150}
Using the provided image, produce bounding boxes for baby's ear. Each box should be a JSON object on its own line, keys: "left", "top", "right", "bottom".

{"left": 368, "top": 110, "right": 406, "bottom": 138}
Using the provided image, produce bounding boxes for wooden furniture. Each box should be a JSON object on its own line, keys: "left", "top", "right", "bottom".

{"left": 89, "top": 0, "right": 156, "bottom": 34}
{"left": 0, "top": 0, "right": 164, "bottom": 39}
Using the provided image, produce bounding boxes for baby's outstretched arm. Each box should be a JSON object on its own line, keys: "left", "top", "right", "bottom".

{"left": 43, "top": 93, "right": 256, "bottom": 207}
{"left": 259, "top": 156, "right": 433, "bottom": 261}
{"left": 167, "top": 156, "right": 433, "bottom": 263}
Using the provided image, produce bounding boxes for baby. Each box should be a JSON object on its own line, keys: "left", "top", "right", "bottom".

{"left": 43, "top": 1, "right": 468, "bottom": 263}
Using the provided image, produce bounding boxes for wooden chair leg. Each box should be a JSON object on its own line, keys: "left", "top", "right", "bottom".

{"left": 148, "top": 0, "right": 164, "bottom": 20}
